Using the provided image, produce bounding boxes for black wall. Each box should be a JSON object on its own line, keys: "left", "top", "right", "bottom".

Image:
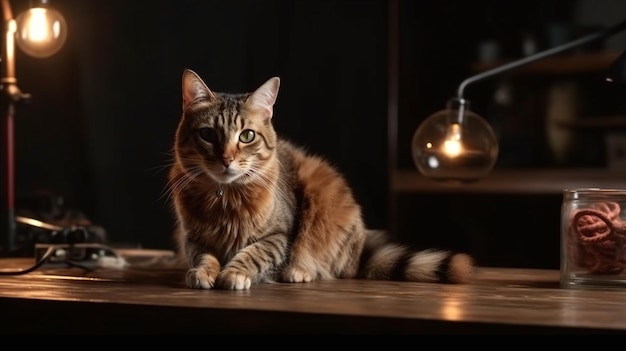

{"left": 11, "top": 0, "right": 389, "bottom": 250}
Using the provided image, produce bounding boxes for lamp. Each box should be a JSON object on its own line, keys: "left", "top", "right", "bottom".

{"left": 0, "top": 0, "right": 67, "bottom": 256}
{"left": 411, "top": 18, "right": 626, "bottom": 183}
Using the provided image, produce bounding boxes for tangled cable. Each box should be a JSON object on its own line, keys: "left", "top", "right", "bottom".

{"left": 569, "top": 201, "right": 626, "bottom": 274}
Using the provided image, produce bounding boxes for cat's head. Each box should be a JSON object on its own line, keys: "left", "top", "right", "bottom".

{"left": 175, "top": 69, "right": 280, "bottom": 185}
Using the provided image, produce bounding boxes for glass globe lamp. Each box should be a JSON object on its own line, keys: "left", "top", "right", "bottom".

{"left": 15, "top": 4, "right": 67, "bottom": 58}
{"left": 411, "top": 98, "right": 499, "bottom": 183}
{"left": 408, "top": 19, "right": 626, "bottom": 183}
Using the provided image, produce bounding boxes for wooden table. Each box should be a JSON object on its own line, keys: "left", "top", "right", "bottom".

{"left": 2, "top": 256, "right": 626, "bottom": 334}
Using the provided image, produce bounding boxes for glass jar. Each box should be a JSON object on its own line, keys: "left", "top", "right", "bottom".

{"left": 561, "top": 188, "right": 626, "bottom": 289}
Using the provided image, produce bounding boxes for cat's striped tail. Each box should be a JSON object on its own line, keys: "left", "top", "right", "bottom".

{"left": 358, "top": 230, "right": 475, "bottom": 284}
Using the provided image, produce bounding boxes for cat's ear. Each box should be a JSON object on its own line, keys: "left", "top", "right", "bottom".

{"left": 247, "top": 77, "right": 280, "bottom": 119}
{"left": 182, "top": 69, "right": 217, "bottom": 110}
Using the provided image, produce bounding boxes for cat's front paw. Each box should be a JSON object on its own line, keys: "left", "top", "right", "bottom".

{"left": 282, "top": 266, "right": 314, "bottom": 283}
{"left": 216, "top": 268, "right": 252, "bottom": 290}
{"left": 186, "top": 267, "right": 217, "bottom": 289}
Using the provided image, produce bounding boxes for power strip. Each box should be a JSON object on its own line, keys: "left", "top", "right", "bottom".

{"left": 35, "top": 243, "right": 120, "bottom": 268}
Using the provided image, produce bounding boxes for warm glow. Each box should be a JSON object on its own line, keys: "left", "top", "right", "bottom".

{"left": 443, "top": 139, "right": 463, "bottom": 157}
{"left": 23, "top": 8, "right": 49, "bottom": 42}
{"left": 411, "top": 98, "right": 499, "bottom": 182}
{"left": 15, "top": 5, "right": 67, "bottom": 58}
{"left": 442, "top": 300, "right": 462, "bottom": 320}
{"left": 442, "top": 123, "right": 463, "bottom": 157}
{"left": 440, "top": 291, "right": 464, "bottom": 321}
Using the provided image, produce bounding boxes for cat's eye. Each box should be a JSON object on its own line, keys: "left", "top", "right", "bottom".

{"left": 198, "top": 128, "right": 218, "bottom": 144}
{"left": 239, "top": 129, "right": 255, "bottom": 143}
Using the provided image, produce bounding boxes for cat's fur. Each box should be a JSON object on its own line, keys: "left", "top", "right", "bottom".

{"left": 168, "top": 69, "right": 474, "bottom": 290}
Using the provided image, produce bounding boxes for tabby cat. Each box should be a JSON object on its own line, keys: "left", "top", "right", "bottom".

{"left": 168, "top": 69, "right": 474, "bottom": 290}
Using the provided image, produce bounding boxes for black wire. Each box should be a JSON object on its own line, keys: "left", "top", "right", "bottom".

{"left": 0, "top": 243, "right": 125, "bottom": 275}
{"left": 0, "top": 245, "right": 57, "bottom": 275}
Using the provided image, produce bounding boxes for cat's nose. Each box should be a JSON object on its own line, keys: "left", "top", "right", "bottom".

{"left": 222, "top": 155, "right": 234, "bottom": 168}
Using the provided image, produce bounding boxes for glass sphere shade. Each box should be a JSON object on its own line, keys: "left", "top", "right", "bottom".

{"left": 15, "top": 6, "right": 67, "bottom": 58}
{"left": 411, "top": 98, "right": 499, "bottom": 182}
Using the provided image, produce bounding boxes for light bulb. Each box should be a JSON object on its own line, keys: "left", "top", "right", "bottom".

{"left": 411, "top": 98, "right": 499, "bottom": 183}
{"left": 15, "top": 5, "right": 67, "bottom": 58}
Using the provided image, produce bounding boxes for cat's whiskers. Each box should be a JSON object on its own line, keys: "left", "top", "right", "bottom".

{"left": 170, "top": 169, "right": 202, "bottom": 200}
{"left": 146, "top": 149, "right": 178, "bottom": 176}
{"left": 244, "top": 163, "right": 277, "bottom": 187}
{"left": 244, "top": 163, "right": 292, "bottom": 202}
{"left": 266, "top": 158, "right": 292, "bottom": 191}
{"left": 156, "top": 161, "right": 179, "bottom": 200}
{"left": 146, "top": 161, "right": 176, "bottom": 175}
{"left": 163, "top": 166, "right": 204, "bottom": 203}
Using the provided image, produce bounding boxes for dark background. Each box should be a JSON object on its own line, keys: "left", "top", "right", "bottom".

{"left": 6, "top": 0, "right": 626, "bottom": 265}
{"left": 11, "top": 0, "right": 389, "bottom": 250}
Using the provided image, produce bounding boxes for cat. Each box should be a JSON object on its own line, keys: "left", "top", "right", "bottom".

{"left": 167, "top": 69, "right": 474, "bottom": 290}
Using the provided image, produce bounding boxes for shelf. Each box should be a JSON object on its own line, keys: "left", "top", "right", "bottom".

{"left": 554, "top": 115, "right": 626, "bottom": 129}
{"left": 392, "top": 168, "right": 626, "bottom": 195}
{"left": 470, "top": 51, "right": 621, "bottom": 76}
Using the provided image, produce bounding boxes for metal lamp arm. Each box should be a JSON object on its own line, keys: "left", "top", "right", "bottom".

{"left": 1, "top": 0, "right": 30, "bottom": 101}
{"left": 456, "top": 18, "right": 626, "bottom": 99}
{"left": 1, "top": 0, "right": 11, "bottom": 23}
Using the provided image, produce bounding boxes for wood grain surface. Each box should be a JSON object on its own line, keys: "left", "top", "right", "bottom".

{"left": 1, "top": 257, "right": 625, "bottom": 334}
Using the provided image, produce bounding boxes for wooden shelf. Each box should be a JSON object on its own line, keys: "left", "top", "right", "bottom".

{"left": 392, "top": 168, "right": 626, "bottom": 195}
{"left": 470, "top": 51, "right": 621, "bottom": 76}
{"left": 554, "top": 115, "right": 626, "bottom": 129}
